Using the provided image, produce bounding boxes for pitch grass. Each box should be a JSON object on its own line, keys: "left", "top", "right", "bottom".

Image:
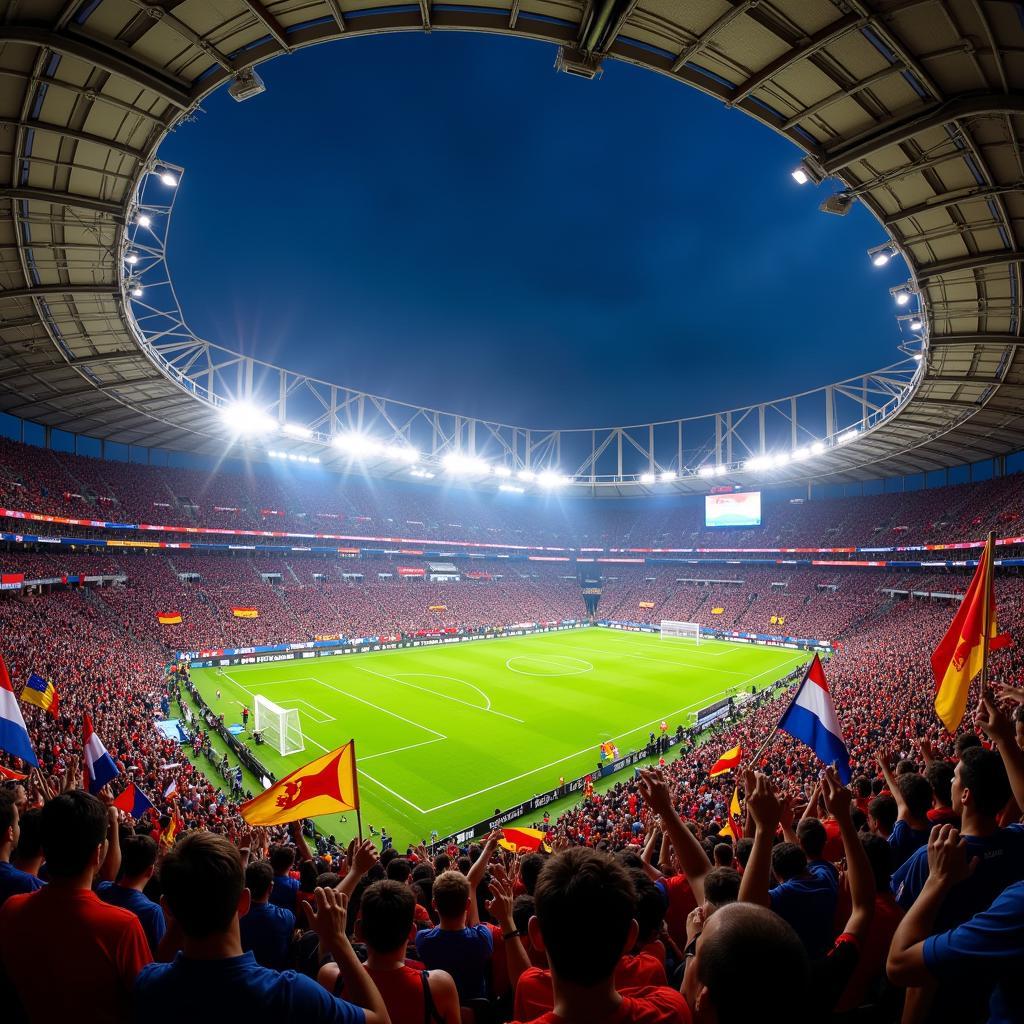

{"left": 188, "top": 627, "right": 809, "bottom": 847}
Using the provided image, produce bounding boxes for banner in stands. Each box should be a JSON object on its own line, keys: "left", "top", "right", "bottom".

{"left": 231, "top": 607, "right": 259, "bottom": 618}
{"left": 597, "top": 621, "right": 832, "bottom": 652}
{"left": 0, "top": 573, "right": 24, "bottom": 590}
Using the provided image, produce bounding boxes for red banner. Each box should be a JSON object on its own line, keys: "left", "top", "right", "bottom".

{"left": 397, "top": 566, "right": 425, "bottom": 577}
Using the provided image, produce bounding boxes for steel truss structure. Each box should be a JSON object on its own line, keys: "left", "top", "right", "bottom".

{"left": 1, "top": 1, "right": 1024, "bottom": 497}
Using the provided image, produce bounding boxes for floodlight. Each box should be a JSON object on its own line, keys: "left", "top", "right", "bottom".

{"left": 308, "top": 457, "right": 321, "bottom": 465}
{"left": 791, "top": 447, "right": 810, "bottom": 461}
{"left": 868, "top": 242, "right": 896, "bottom": 267}
{"left": 791, "top": 167, "right": 809, "bottom": 185}
{"left": 518, "top": 470, "right": 536, "bottom": 482}
{"left": 896, "top": 291, "right": 911, "bottom": 306}
{"left": 537, "top": 470, "right": 567, "bottom": 488}
{"left": 639, "top": 472, "right": 656, "bottom": 484}
{"left": 659, "top": 471, "right": 676, "bottom": 482}
{"left": 221, "top": 401, "right": 275, "bottom": 435}
{"left": 697, "top": 465, "right": 714, "bottom": 478}
{"left": 442, "top": 452, "right": 489, "bottom": 475}
{"left": 282, "top": 422, "right": 312, "bottom": 440}
{"left": 383, "top": 444, "right": 418, "bottom": 463}
{"left": 159, "top": 169, "right": 178, "bottom": 187}
{"left": 810, "top": 441, "right": 826, "bottom": 455}
{"left": 333, "top": 433, "right": 385, "bottom": 457}
{"left": 493, "top": 465, "right": 513, "bottom": 478}
{"left": 499, "top": 483, "right": 525, "bottom": 494}
{"left": 137, "top": 214, "right": 152, "bottom": 228}
{"left": 744, "top": 456, "right": 769, "bottom": 472}
{"left": 129, "top": 280, "right": 143, "bottom": 298}
{"left": 791, "top": 157, "right": 824, "bottom": 186}
{"left": 914, "top": 353, "right": 923, "bottom": 361}
{"left": 712, "top": 465, "right": 726, "bottom": 476}
{"left": 837, "top": 429, "right": 860, "bottom": 444}
{"left": 410, "top": 468, "right": 435, "bottom": 479}
{"left": 772, "top": 452, "right": 790, "bottom": 467}
{"left": 909, "top": 318, "right": 923, "bottom": 331}
{"left": 125, "top": 252, "right": 139, "bottom": 266}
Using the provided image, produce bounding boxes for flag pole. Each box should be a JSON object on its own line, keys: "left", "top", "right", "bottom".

{"left": 351, "top": 739, "right": 363, "bottom": 842}
{"left": 980, "top": 531, "right": 996, "bottom": 697}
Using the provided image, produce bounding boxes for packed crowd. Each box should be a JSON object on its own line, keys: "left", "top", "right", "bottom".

{"left": 2, "top": 434, "right": 1023, "bottom": 550}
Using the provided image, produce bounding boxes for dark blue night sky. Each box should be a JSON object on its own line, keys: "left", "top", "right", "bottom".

{"left": 158, "top": 31, "right": 909, "bottom": 430}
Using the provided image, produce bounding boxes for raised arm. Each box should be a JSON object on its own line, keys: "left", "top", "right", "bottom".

{"left": 737, "top": 771, "right": 781, "bottom": 909}
{"left": 875, "top": 747, "right": 908, "bottom": 819}
{"left": 99, "top": 800, "right": 121, "bottom": 882}
{"left": 466, "top": 831, "right": 501, "bottom": 927}
{"left": 290, "top": 820, "right": 315, "bottom": 863}
{"left": 486, "top": 877, "right": 530, "bottom": 989}
{"left": 821, "top": 766, "right": 875, "bottom": 942}
{"left": 976, "top": 695, "right": 1024, "bottom": 811}
{"left": 638, "top": 768, "right": 712, "bottom": 906}
{"left": 338, "top": 839, "right": 379, "bottom": 899}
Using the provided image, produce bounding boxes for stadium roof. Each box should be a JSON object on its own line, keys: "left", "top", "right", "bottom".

{"left": 1, "top": 0, "right": 1023, "bottom": 494}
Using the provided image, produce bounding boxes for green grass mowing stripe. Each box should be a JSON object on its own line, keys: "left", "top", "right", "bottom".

{"left": 188, "top": 629, "right": 808, "bottom": 846}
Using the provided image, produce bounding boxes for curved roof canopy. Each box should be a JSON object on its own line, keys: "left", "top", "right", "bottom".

{"left": 0, "top": 0, "right": 1023, "bottom": 494}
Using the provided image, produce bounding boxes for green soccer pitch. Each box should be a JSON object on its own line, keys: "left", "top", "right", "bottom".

{"left": 188, "top": 627, "right": 810, "bottom": 844}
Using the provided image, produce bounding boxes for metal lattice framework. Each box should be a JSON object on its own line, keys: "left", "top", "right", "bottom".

{"left": 2, "top": 1, "right": 1024, "bottom": 496}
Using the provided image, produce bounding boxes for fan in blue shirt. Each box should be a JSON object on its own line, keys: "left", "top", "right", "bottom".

{"left": 133, "top": 832, "right": 388, "bottom": 1024}
{"left": 767, "top": 843, "right": 838, "bottom": 959}
{"left": 240, "top": 860, "right": 296, "bottom": 970}
{"left": 96, "top": 834, "right": 165, "bottom": 954}
{"left": 0, "top": 793, "right": 44, "bottom": 909}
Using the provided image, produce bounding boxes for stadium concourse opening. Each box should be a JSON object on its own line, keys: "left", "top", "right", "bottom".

{"left": 2, "top": 4, "right": 1024, "bottom": 1024}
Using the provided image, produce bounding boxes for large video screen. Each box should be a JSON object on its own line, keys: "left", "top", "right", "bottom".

{"left": 705, "top": 491, "right": 762, "bottom": 528}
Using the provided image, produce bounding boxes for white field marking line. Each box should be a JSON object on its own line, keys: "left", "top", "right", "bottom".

{"left": 504, "top": 655, "right": 594, "bottom": 678}
{"left": 303, "top": 675, "right": 448, "bottom": 740}
{"left": 358, "top": 666, "right": 525, "bottom": 724}
{"left": 606, "top": 635, "right": 735, "bottom": 658}
{"left": 277, "top": 698, "right": 336, "bottom": 725}
{"left": 421, "top": 653, "right": 808, "bottom": 814}
{"left": 357, "top": 767, "right": 428, "bottom": 814}
{"left": 400, "top": 672, "right": 494, "bottom": 711}
{"left": 360, "top": 736, "right": 446, "bottom": 762}
{"left": 555, "top": 643, "right": 749, "bottom": 676}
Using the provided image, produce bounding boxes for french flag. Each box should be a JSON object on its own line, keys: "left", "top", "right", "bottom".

{"left": 777, "top": 654, "right": 851, "bottom": 783}
{"left": 84, "top": 713, "right": 119, "bottom": 793}
{"left": 0, "top": 653, "right": 38, "bottom": 768}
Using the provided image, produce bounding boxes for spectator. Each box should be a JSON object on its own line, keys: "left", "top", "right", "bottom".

{"left": 97, "top": 833, "right": 166, "bottom": 955}
{"left": 0, "top": 791, "right": 151, "bottom": 1023}
{"left": 0, "top": 790, "right": 44, "bottom": 907}
{"left": 133, "top": 831, "right": 388, "bottom": 1023}
{"left": 240, "top": 858, "right": 296, "bottom": 971}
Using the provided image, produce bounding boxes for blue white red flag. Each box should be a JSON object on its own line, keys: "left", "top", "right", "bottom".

{"left": 112, "top": 783, "right": 155, "bottom": 819}
{"left": 0, "top": 653, "right": 38, "bottom": 767}
{"left": 84, "top": 713, "right": 119, "bottom": 793}
{"left": 777, "top": 654, "right": 851, "bottom": 783}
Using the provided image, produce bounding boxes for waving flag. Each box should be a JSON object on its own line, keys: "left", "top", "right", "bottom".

{"left": 931, "top": 537, "right": 1011, "bottom": 732}
{"left": 719, "top": 788, "right": 742, "bottom": 840}
{"left": 0, "top": 653, "right": 38, "bottom": 767}
{"left": 709, "top": 744, "right": 742, "bottom": 778}
{"left": 0, "top": 765, "right": 27, "bottom": 781}
{"left": 83, "top": 713, "right": 119, "bottom": 793}
{"left": 777, "top": 655, "right": 851, "bottom": 783}
{"left": 113, "top": 783, "right": 155, "bottom": 819}
{"left": 20, "top": 673, "right": 59, "bottom": 718}
{"left": 240, "top": 740, "right": 358, "bottom": 826}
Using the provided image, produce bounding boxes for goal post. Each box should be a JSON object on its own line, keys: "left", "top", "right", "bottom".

{"left": 253, "top": 694, "right": 305, "bottom": 756}
{"left": 660, "top": 620, "right": 701, "bottom": 644}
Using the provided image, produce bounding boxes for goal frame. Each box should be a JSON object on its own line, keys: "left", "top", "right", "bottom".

{"left": 253, "top": 694, "right": 305, "bottom": 756}
{"left": 659, "top": 620, "right": 702, "bottom": 644}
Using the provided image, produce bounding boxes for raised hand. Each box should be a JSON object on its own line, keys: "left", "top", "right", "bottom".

{"left": 485, "top": 876, "right": 514, "bottom": 928}
{"left": 307, "top": 886, "right": 349, "bottom": 949}
{"left": 637, "top": 767, "right": 673, "bottom": 817}
{"left": 744, "top": 772, "right": 781, "bottom": 834}
{"left": 993, "top": 682, "right": 1024, "bottom": 706}
{"left": 819, "top": 766, "right": 852, "bottom": 820}
{"left": 975, "top": 694, "right": 1014, "bottom": 746}
{"left": 351, "top": 838, "right": 379, "bottom": 876}
{"left": 926, "top": 825, "right": 978, "bottom": 890}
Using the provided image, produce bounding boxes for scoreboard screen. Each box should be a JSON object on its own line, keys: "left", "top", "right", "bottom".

{"left": 705, "top": 491, "right": 762, "bottom": 528}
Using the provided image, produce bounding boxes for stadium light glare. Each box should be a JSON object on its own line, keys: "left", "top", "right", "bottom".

{"left": 772, "top": 453, "right": 790, "bottom": 467}
{"left": 129, "top": 281, "right": 143, "bottom": 298}
{"left": 492, "top": 465, "right": 513, "bottom": 478}
{"left": 333, "top": 433, "right": 384, "bottom": 457}
{"left": 639, "top": 472, "right": 656, "bottom": 484}
{"left": 410, "top": 468, "right": 435, "bottom": 479}
{"left": 281, "top": 422, "right": 312, "bottom": 440}
{"left": 383, "top": 444, "right": 418, "bottom": 463}
{"left": 136, "top": 214, "right": 152, "bottom": 228}
{"left": 222, "top": 402, "right": 275, "bottom": 435}
{"left": 125, "top": 252, "right": 139, "bottom": 266}
{"left": 914, "top": 353, "right": 923, "bottom": 361}
{"left": 712, "top": 465, "right": 726, "bottom": 476}
{"left": 791, "top": 447, "right": 810, "bottom": 461}
{"left": 810, "top": 441, "right": 826, "bottom": 455}
{"left": 837, "top": 429, "right": 860, "bottom": 444}
{"left": 697, "top": 465, "right": 715, "bottom": 478}
{"left": 537, "top": 470, "right": 567, "bottom": 488}
{"left": 442, "top": 452, "right": 489, "bottom": 475}
{"left": 499, "top": 483, "right": 525, "bottom": 494}
{"left": 868, "top": 243, "right": 896, "bottom": 267}
{"left": 659, "top": 471, "right": 676, "bottom": 483}
{"left": 744, "top": 456, "right": 770, "bottom": 472}
{"left": 159, "top": 170, "right": 178, "bottom": 187}
{"left": 909, "top": 318, "right": 923, "bottom": 331}
{"left": 518, "top": 470, "right": 536, "bottom": 482}
{"left": 791, "top": 167, "right": 809, "bottom": 185}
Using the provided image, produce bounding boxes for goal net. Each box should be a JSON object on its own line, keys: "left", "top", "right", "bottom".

{"left": 254, "top": 695, "right": 304, "bottom": 757}
{"left": 660, "top": 620, "right": 701, "bottom": 644}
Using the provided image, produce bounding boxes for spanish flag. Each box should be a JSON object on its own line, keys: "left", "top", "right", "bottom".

{"left": 499, "top": 827, "right": 551, "bottom": 854}
{"left": 718, "top": 788, "right": 742, "bottom": 840}
{"left": 159, "top": 810, "right": 182, "bottom": 849}
{"left": 157, "top": 611, "right": 182, "bottom": 625}
{"left": 232, "top": 607, "right": 259, "bottom": 619}
{"left": 931, "top": 536, "right": 1011, "bottom": 732}
{"left": 19, "top": 674, "right": 59, "bottom": 718}
{"left": 240, "top": 740, "right": 359, "bottom": 826}
{"left": 709, "top": 744, "right": 742, "bottom": 778}
{"left": 0, "top": 765, "right": 27, "bottom": 781}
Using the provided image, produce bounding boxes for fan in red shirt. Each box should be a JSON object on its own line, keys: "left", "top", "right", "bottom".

{"left": 0, "top": 791, "right": 152, "bottom": 1023}
{"left": 510, "top": 848, "right": 689, "bottom": 1024}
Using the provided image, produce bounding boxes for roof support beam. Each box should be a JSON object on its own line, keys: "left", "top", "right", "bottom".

{"left": 916, "top": 250, "right": 1024, "bottom": 283}
{"left": 882, "top": 182, "right": 1023, "bottom": 228}
{"left": 599, "top": 0, "right": 642, "bottom": 52}
{"left": 0, "top": 285, "right": 118, "bottom": 302}
{"left": 240, "top": 0, "right": 291, "bottom": 51}
{"left": 509, "top": 0, "right": 521, "bottom": 29}
{"left": 0, "top": 186, "right": 123, "bottom": 219}
{"left": 2, "top": 26, "right": 192, "bottom": 110}
{"left": 925, "top": 374, "right": 1004, "bottom": 386}
{"left": 671, "top": 1, "right": 755, "bottom": 73}
{"left": 322, "top": 0, "right": 346, "bottom": 30}
{"left": 67, "top": 350, "right": 146, "bottom": 366}
{"left": 821, "top": 93, "right": 1024, "bottom": 174}
{"left": 928, "top": 333, "right": 1024, "bottom": 348}
{"left": 729, "top": 13, "right": 864, "bottom": 107}
{"left": 782, "top": 64, "right": 905, "bottom": 130}
{"left": 0, "top": 118, "right": 144, "bottom": 162}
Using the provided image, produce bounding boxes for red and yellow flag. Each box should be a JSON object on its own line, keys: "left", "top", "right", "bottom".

{"left": 498, "top": 827, "right": 551, "bottom": 854}
{"left": 240, "top": 740, "right": 358, "bottom": 826}
{"left": 0, "top": 765, "right": 27, "bottom": 781}
{"left": 718, "top": 788, "right": 742, "bottom": 840}
{"left": 232, "top": 607, "right": 259, "bottom": 619}
{"left": 709, "top": 744, "right": 742, "bottom": 778}
{"left": 156, "top": 611, "right": 182, "bottom": 625}
{"left": 931, "top": 538, "right": 1011, "bottom": 732}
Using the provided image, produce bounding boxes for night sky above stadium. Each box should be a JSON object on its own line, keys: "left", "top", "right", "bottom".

{"left": 159, "top": 33, "right": 910, "bottom": 430}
